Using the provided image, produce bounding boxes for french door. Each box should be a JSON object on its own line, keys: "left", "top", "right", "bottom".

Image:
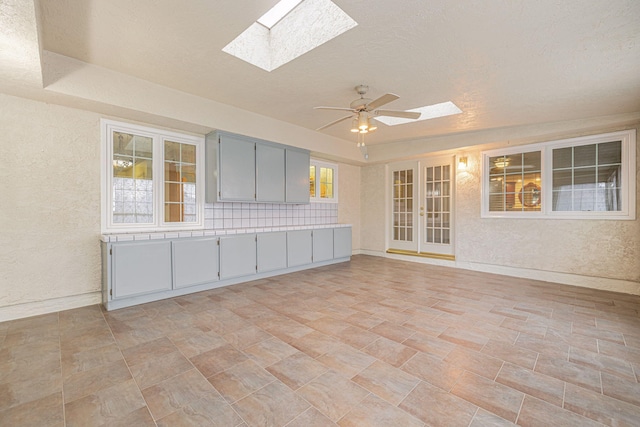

{"left": 389, "top": 157, "right": 455, "bottom": 258}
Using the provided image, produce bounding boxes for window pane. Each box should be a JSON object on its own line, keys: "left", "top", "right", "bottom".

{"left": 165, "top": 141, "right": 181, "bottom": 162}
{"left": 164, "top": 140, "right": 197, "bottom": 223}
{"left": 574, "top": 167, "right": 596, "bottom": 187}
{"left": 574, "top": 144, "right": 596, "bottom": 167}
{"left": 553, "top": 147, "right": 572, "bottom": 169}
{"left": 111, "top": 131, "right": 153, "bottom": 224}
{"left": 524, "top": 151, "right": 541, "bottom": 172}
{"left": 553, "top": 170, "right": 572, "bottom": 188}
{"left": 598, "top": 141, "right": 621, "bottom": 165}
{"left": 489, "top": 194, "right": 505, "bottom": 211}
{"left": 309, "top": 165, "right": 316, "bottom": 197}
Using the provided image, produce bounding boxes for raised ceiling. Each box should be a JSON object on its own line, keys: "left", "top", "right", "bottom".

{"left": 29, "top": 0, "right": 640, "bottom": 145}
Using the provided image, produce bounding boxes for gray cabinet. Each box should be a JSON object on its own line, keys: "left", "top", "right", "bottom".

{"left": 313, "top": 228, "right": 334, "bottom": 263}
{"left": 287, "top": 229, "right": 312, "bottom": 267}
{"left": 286, "top": 149, "right": 310, "bottom": 203}
{"left": 112, "top": 241, "right": 172, "bottom": 299}
{"left": 206, "top": 131, "right": 310, "bottom": 204}
{"left": 172, "top": 238, "right": 219, "bottom": 288}
{"left": 256, "top": 144, "right": 285, "bottom": 202}
{"left": 220, "top": 234, "right": 257, "bottom": 280}
{"left": 257, "top": 232, "right": 287, "bottom": 273}
{"left": 334, "top": 227, "right": 352, "bottom": 259}
{"left": 218, "top": 134, "right": 256, "bottom": 201}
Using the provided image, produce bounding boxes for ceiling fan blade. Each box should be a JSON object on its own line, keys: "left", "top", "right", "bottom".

{"left": 374, "top": 109, "right": 421, "bottom": 119}
{"left": 366, "top": 93, "right": 399, "bottom": 110}
{"left": 314, "top": 106, "right": 355, "bottom": 112}
{"left": 316, "top": 115, "right": 353, "bottom": 131}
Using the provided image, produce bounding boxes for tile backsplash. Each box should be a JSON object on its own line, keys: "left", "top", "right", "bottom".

{"left": 204, "top": 202, "right": 338, "bottom": 230}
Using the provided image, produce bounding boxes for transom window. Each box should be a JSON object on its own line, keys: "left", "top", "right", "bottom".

{"left": 309, "top": 159, "right": 338, "bottom": 202}
{"left": 102, "top": 120, "right": 204, "bottom": 233}
{"left": 482, "top": 129, "right": 636, "bottom": 220}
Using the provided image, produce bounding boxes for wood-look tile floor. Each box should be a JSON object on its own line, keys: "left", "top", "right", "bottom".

{"left": 2, "top": 255, "right": 640, "bottom": 426}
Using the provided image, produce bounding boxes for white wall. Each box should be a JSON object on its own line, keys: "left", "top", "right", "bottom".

{"left": 360, "top": 122, "right": 640, "bottom": 295}
{"left": 337, "top": 162, "right": 361, "bottom": 251}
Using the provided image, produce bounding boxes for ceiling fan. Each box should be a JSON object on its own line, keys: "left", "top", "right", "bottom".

{"left": 314, "top": 85, "right": 421, "bottom": 135}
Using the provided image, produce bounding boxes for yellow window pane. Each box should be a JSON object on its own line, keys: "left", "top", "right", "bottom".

{"left": 309, "top": 165, "right": 316, "bottom": 197}
{"left": 134, "top": 158, "right": 152, "bottom": 179}
{"left": 134, "top": 136, "right": 153, "bottom": 158}
{"left": 113, "top": 156, "right": 133, "bottom": 178}
{"left": 327, "top": 168, "right": 333, "bottom": 183}
{"left": 320, "top": 167, "right": 327, "bottom": 182}
{"left": 325, "top": 183, "right": 333, "bottom": 198}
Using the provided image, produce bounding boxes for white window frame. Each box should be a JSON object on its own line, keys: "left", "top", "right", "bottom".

{"left": 101, "top": 119, "right": 205, "bottom": 233}
{"left": 310, "top": 158, "right": 338, "bottom": 203}
{"left": 481, "top": 129, "right": 636, "bottom": 220}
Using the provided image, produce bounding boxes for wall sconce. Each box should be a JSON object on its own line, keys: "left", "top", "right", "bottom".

{"left": 458, "top": 156, "right": 468, "bottom": 170}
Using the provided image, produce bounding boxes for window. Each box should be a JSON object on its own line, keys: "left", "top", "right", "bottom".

{"left": 309, "top": 159, "right": 338, "bottom": 202}
{"left": 102, "top": 120, "right": 204, "bottom": 233}
{"left": 482, "top": 130, "right": 636, "bottom": 219}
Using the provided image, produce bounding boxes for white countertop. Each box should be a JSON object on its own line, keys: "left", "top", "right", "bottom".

{"left": 101, "top": 224, "right": 351, "bottom": 242}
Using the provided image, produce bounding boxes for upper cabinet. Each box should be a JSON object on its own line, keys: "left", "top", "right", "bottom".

{"left": 256, "top": 144, "right": 285, "bottom": 203}
{"left": 206, "top": 131, "right": 309, "bottom": 204}
{"left": 286, "top": 149, "right": 311, "bottom": 203}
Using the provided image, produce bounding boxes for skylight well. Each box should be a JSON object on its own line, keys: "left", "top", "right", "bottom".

{"left": 223, "top": 0, "right": 357, "bottom": 72}
{"left": 376, "top": 101, "right": 463, "bottom": 126}
{"left": 256, "top": 0, "right": 303, "bottom": 29}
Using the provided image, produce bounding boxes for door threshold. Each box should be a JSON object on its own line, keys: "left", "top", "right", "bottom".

{"left": 386, "top": 249, "right": 455, "bottom": 261}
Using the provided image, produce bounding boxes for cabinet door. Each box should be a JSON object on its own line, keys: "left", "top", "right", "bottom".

{"left": 313, "top": 228, "right": 334, "bottom": 262}
{"left": 287, "top": 229, "right": 312, "bottom": 267}
{"left": 334, "top": 227, "right": 352, "bottom": 259}
{"left": 220, "top": 234, "right": 257, "bottom": 280}
{"left": 112, "top": 241, "right": 172, "bottom": 299}
{"left": 256, "top": 144, "right": 285, "bottom": 202}
{"left": 257, "top": 232, "right": 287, "bottom": 273}
{"left": 173, "top": 238, "right": 219, "bottom": 288}
{"left": 286, "top": 149, "right": 310, "bottom": 203}
{"left": 219, "top": 134, "right": 255, "bottom": 201}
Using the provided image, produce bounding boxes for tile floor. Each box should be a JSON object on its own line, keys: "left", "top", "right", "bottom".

{"left": 1, "top": 255, "right": 640, "bottom": 426}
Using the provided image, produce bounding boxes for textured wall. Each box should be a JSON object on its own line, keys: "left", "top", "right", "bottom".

{"left": 359, "top": 124, "right": 640, "bottom": 288}
{"left": 360, "top": 164, "right": 386, "bottom": 252}
{"left": 455, "top": 127, "right": 640, "bottom": 284}
{"left": 0, "top": 94, "right": 102, "bottom": 307}
{"left": 337, "top": 163, "right": 361, "bottom": 251}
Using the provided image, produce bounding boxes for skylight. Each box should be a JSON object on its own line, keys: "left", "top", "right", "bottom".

{"left": 223, "top": 0, "right": 357, "bottom": 72}
{"left": 376, "top": 101, "right": 463, "bottom": 126}
{"left": 257, "top": 0, "right": 303, "bottom": 29}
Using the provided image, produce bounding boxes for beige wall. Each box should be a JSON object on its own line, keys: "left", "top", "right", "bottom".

{"left": 359, "top": 123, "right": 640, "bottom": 294}
{"left": 360, "top": 164, "right": 386, "bottom": 252}
{"left": 0, "top": 94, "right": 103, "bottom": 310}
{"left": 337, "top": 162, "right": 361, "bottom": 251}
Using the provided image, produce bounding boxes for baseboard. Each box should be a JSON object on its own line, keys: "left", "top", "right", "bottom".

{"left": 356, "top": 251, "right": 640, "bottom": 296}
{"left": 0, "top": 292, "right": 102, "bottom": 322}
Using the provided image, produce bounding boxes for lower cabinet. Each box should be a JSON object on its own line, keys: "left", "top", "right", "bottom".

{"left": 257, "top": 232, "right": 287, "bottom": 273}
{"left": 220, "top": 234, "right": 257, "bottom": 280}
{"left": 287, "top": 229, "right": 312, "bottom": 267}
{"left": 334, "top": 227, "right": 352, "bottom": 259}
{"left": 313, "top": 228, "right": 334, "bottom": 263}
{"left": 173, "top": 238, "right": 219, "bottom": 289}
{"left": 104, "top": 226, "right": 351, "bottom": 310}
{"left": 112, "top": 241, "right": 172, "bottom": 298}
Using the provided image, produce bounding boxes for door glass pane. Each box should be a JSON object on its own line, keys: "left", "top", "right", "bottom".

{"left": 392, "top": 168, "right": 414, "bottom": 242}
{"left": 112, "top": 132, "right": 153, "bottom": 224}
{"left": 424, "top": 162, "right": 452, "bottom": 246}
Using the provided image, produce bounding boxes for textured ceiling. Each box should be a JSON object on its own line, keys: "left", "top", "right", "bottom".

{"left": 38, "top": 0, "right": 640, "bottom": 145}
